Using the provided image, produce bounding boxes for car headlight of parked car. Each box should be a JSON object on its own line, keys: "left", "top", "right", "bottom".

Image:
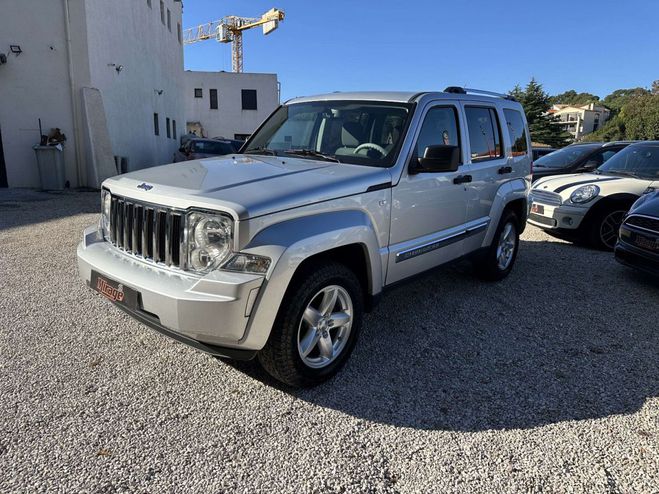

{"left": 100, "top": 189, "right": 111, "bottom": 239}
{"left": 569, "top": 184, "right": 600, "bottom": 204}
{"left": 187, "top": 212, "right": 234, "bottom": 272}
{"left": 186, "top": 212, "right": 271, "bottom": 274}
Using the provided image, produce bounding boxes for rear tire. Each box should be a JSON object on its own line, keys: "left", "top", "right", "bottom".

{"left": 257, "top": 262, "right": 363, "bottom": 387}
{"left": 474, "top": 210, "right": 520, "bottom": 281}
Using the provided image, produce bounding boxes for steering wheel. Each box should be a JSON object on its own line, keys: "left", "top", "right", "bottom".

{"left": 353, "top": 142, "right": 387, "bottom": 157}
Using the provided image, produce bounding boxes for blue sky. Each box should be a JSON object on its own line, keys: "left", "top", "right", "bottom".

{"left": 183, "top": 0, "right": 659, "bottom": 101}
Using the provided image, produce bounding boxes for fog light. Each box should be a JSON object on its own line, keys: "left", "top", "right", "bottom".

{"left": 562, "top": 217, "right": 573, "bottom": 226}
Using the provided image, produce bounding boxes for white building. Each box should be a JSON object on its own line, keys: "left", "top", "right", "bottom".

{"left": 0, "top": 0, "right": 185, "bottom": 188}
{"left": 550, "top": 103, "right": 611, "bottom": 141}
{"left": 184, "top": 71, "right": 279, "bottom": 141}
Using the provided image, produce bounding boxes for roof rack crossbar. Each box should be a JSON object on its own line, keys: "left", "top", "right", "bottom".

{"left": 444, "top": 86, "right": 516, "bottom": 101}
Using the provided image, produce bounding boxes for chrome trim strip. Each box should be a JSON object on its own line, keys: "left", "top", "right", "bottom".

{"left": 132, "top": 204, "right": 140, "bottom": 255}
{"left": 153, "top": 209, "right": 161, "bottom": 262}
{"left": 165, "top": 212, "right": 172, "bottom": 266}
{"left": 395, "top": 220, "right": 489, "bottom": 263}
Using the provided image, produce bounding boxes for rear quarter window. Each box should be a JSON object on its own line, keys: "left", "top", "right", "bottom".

{"left": 465, "top": 107, "right": 503, "bottom": 162}
{"left": 503, "top": 109, "right": 529, "bottom": 157}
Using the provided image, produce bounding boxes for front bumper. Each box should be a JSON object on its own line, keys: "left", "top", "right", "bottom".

{"left": 615, "top": 226, "right": 659, "bottom": 276}
{"left": 77, "top": 225, "right": 265, "bottom": 353}
{"left": 527, "top": 201, "right": 587, "bottom": 231}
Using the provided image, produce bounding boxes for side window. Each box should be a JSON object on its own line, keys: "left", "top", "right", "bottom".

{"left": 415, "top": 106, "right": 460, "bottom": 159}
{"left": 601, "top": 149, "right": 618, "bottom": 163}
{"left": 465, "top": 107, "right": 503, "bottom": 162}
{"left": 503, "top": 109, "right": 529, "bottom": 157}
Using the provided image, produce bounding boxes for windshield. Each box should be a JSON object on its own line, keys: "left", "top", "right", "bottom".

{"left": 534, "top": 144, "right": 601, "bottom": 169}
{"left": 244, "top": 101, "right": 413, "bottom": 167}
{"left": 192, "top": 140, "right": 234, "bottom": 155}
{"left": 598, "top": 144, "right": 659, "bottom": 180}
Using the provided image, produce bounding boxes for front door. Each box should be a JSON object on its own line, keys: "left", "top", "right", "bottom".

{"left": 387, "top": 103, "right": 469, "bottom": 284}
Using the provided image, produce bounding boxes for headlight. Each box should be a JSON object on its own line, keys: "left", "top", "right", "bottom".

{"left": 101, "top": 189, "right": 111, "bottom": 239}
{"left": 187, "top": 212, "right": 233, "bottom": 272}
{"left": 570, "top": 184, "right": 600, "bottom": 204}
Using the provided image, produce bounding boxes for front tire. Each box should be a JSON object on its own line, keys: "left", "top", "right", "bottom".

{"left": 258, "top": 262, "right": 363, "bottom": 387}
{"left": 474, "top": 210, "right": 520, "bottom": 281}
{"left": 586, "top": 207, "right": 628, "bottom": 251}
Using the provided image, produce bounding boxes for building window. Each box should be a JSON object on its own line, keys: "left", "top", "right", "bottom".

{"left": 166, "top": 117, "right": 171, "bottom": 138}
{"left": 210, "top": 89, "right": 218, "bottom": 110}
{"left": 177, "top": 23, "right": 182, "bottom": 44}
{"left": 194, "top": 88, "right": 203, "bottom": 98}
{"left": 160, "top": 1, "right": 165, "bottom": 25}
{"left": 147, "top": 0, "right": 152, "bottom": 8}
{"left": 172, "top": 120, "right": 177, "bottom": 140}
{"left": 167, "top": 9, "right": 171, "bottom": 31}
{"left": 153, "top": 113, "right": 159, "bottom": 136}
{"left": 241, "top": 89, "right": 257, "bottom": 110}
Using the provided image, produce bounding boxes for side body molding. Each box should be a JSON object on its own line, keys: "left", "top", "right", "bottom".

{"left": 239, "top": 210, "right": 384, "bottom": 350}
{"left": 483, "top": 177, "right": 530, "bottom": 247}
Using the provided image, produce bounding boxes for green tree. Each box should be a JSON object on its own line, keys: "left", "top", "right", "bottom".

{"left": 511, "top": 79, "right": 571, "bottom": 147}
{"left": 585, "top": 89, "right": 659, "bottom": 141}
{"left": 550, "top": 90, "right": 600, "bottom": 106}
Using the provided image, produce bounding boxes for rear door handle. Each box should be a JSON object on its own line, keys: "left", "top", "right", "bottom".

{"left": 453, "top": 174, "right": 472, "bottom": 184}
{"left": 498, "top": 166, "right": 513, "bottom": 174}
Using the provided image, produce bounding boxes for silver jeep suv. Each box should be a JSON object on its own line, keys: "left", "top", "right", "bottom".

{"left": 77, "top": 88, "right": 532, "bottom": 386}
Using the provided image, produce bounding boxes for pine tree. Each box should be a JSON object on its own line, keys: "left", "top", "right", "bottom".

{"left": 510, "top": 78, "right": 571, "bottom": 148}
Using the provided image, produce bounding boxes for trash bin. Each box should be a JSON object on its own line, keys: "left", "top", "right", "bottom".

{"left": 33, "top": 145, "right": 66, "bottom": 191}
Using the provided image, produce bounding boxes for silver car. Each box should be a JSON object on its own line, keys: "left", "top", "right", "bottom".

{"left": 78, "top": 88, "right": 532, "bottom": 386}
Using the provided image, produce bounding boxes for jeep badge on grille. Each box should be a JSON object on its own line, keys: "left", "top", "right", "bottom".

{"left": 137, "top": 183, "right": 153, "bottom": 191}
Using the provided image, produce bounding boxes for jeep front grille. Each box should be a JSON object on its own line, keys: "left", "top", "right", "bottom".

{"left": 625, "top": 214, "right": 659, "bottom": 235}
{"left": 530, "top": 189, "right": 562, "bottom": 206}
{"left": 109, "top": 195, "right": 185, "bottom": 268}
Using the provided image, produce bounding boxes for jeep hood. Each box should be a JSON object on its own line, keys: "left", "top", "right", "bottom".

{"left": 533, "top": 173, "right": 654, "bottom": 198}
{"left": 103, "top": 155, "right": 392, "bottom": 219}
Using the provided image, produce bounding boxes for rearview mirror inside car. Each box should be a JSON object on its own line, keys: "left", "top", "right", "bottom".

{"left": 413, "top": 145, "right": 460, "bottom": 173}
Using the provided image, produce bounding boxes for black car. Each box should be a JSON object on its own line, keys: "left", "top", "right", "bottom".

{"left": 532, "top": 147, "right": 556, "bottom": 160}
{"left": 174, "top": 138, "right": 239, "bottom": 162}
{"left": 615, "top": 189, "right": 659, "bottom": 276}
{"left": 532, "top": 141, "right": 632, "bottom": 181}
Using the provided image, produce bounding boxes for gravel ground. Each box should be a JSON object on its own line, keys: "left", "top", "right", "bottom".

{"left": 1, "top": 190, "right": 657, "bottom": 493}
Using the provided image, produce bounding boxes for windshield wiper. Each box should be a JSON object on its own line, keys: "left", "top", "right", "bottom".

{"left": 604, "top": 170, "right": 640, "bottom": 178}
{"left": 284, "top": 149, "right": 341, "bottom": 163}
{"left": 244, "top": 147, "right": 278, "bottom": 156}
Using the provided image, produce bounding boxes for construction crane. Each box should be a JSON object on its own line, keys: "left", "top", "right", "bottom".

{"left": 183, "top": 8, "right": 285, "bottom": 73}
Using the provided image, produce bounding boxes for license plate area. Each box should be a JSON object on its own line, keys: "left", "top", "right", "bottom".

{"left": 634, "top": 234, "right": 659, "bottom": 251}
{"left": 531, "top": 203, "right": 545, "bottom": 215}
{"left": 91, "top": 271, "right": 139, "bottom": 309}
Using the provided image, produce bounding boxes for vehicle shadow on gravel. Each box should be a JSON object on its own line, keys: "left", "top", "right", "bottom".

{"left": 0, "top": 190, "right": 99, "bottom": 231}
{"left": 231, "top": 238, "right": 659, "bottom": 431}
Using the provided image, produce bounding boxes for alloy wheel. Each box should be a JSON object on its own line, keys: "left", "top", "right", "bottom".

{"left": 599, "top": 210, "right": 626, "bottom": 249}
{"left": 496, "top": 222, "right": 517, "bottom": 271}
{"left": 297, "top": 285, "right": 353, "bottom": 369}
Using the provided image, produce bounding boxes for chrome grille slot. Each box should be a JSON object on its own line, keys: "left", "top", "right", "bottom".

{"left": 108, "top": 195, "right": 184, "bottom": 268}
{"left": 531, "top": 189, "right": 562, "bottom": 206}
{"left": 625, "top": 214, "right": 659, "bottom": 235}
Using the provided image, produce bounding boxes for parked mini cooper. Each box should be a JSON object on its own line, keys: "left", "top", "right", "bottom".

{"left": 528, "top": 141, "right": 659, "bottom": 250}
{"left": 616, "top": 188, "right": 659, "bottom": 276}
{"left": 78, "top": 88, "right": 532, "bottom": 386}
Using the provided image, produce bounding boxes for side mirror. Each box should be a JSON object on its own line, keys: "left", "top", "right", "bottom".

{"left": 179, "top": 146, "right": 185, "bottom": 153}
{"left": 582, "top": 160, "right": 599, "bottom": 170}
{"left": 413, "top": 145, "right": 460, "bottom": 173}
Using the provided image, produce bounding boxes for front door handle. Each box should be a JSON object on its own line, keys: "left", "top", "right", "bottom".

{"left": 498, "top": 166, "right": 513, "bottom": 174}
{"left": 453, "top": 174, "right": 472, "bottom": 184}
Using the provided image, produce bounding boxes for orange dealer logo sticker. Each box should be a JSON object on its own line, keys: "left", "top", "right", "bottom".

{"left": 96, "top": 277, "right": 125, "bottom": 303}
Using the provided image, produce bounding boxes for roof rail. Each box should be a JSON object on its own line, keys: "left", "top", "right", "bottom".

{"left": 444, "top": 86, "right": 517, "bottom": 101}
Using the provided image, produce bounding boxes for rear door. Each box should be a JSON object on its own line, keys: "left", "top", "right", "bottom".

{"left": 460, "top": 103, "right": 509, "bottom": 252}
{"left": 386, "top": 101, "right": 469, "bottom": 284}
